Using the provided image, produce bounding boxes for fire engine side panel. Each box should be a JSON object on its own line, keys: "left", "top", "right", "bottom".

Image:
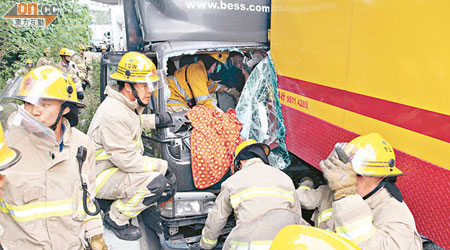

{"left": 271, "top": 0, "right": 450, "bottom": 248}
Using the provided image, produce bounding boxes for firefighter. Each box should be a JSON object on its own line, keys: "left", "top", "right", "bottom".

{"left": 36, "top": 47, "right": 55, "bottom": 67}
{"left": 0, "top": 66, "right": 106, "bottom": 249}
{"left": 296, "top": 133, "right": 422, "bottom": 250}
{"left": 73, "top": 44, "right": 92, "bottom": 89}
{"left": 167, "top": 52, "right": 240, "bottom": 112}
{"left": 14, "top": 59, "right": 34, "bottom": 77}
{"left": 87, "top": 52, "right": 174, "bottom": 241}
{"left": 100, "top": 45, "right": 107, "bottom": 53}
{"left": 200, "top": 139, "right": 300, "bottom": 250}
{"left": 54, "top": 48, "right": 85, "bottom": 100}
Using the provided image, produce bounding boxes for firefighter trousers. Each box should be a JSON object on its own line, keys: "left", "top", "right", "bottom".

{"left": 95, "top": 168, "right": 166, "bottom": 225}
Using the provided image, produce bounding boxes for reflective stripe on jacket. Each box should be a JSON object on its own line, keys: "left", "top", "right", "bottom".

{"left": 167, "top": 61, "right": 214, "bottom": 109}
{"left": 200, "top": 158, "right": 300, "bottom": 249}
{"left": 297, "top": 186, "right": 423, "bottom": 250}
{"left": 0, "top": 118, "right": 102, "bottom": 249}
{"left": 87, "top": 85, "right": 167, "bottom": 175}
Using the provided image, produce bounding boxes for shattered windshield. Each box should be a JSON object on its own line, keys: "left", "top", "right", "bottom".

{"left": 236, "top": 53, "right": 290, "bottom": 169}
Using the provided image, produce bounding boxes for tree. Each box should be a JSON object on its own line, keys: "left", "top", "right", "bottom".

{"left": 0, "top": 0, "right": 92, "bottom": 88}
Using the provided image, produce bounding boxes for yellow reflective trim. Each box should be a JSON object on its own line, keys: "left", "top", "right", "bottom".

{"left": 83, "top": 214, "right": 101, "bottom": 223}
{"left": 201, "top": 234, "right": 218, "bottom": 246}
{"left": 0, "top": 198, "right": 73, "bottom": 222}
{"left": 140, "top": 115, "right": 145, "bottom": 127}
{"left": 95, "top": 167, "right": 119, "bottom": 193}
{"left": 317, "top": 208, "right": 333, "bottom": 225}
{"left": 230, "top": 187, "right": 294, "bottom": 209}
{"left": 230, "top": 240, "right": 272, "bottom": 250}
{"left": 298, "top": 185, "right": 311, "bottom": 190}
{"left": 336, "top": 216, "right": 375, "bottom": 244}
{"left": 143, "top": 157, "right": 155, "bottom": 172}
{"left": 95, "top": 148, "right": 110, "bottom": 160}
{"left": 95, "top": 154, "right": 110, "bottom": 160}
{"left": 132, "top": 139, "right": 143, "bottom": 150}
{"left": 114, "top": 188, "right": 149, "bottom": 218}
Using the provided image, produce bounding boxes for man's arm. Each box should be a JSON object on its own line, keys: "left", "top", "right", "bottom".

{"left": 100, "top": 115, "right": 167, "bottom": 174}
{"left": 295, "top": 178, "right": 330, "bottom": 210}
{"left": 200, "top": 184, "right": 233, "bottom": 249}
{"left": 188, "top": 62, "right": 214, "bottom": 109}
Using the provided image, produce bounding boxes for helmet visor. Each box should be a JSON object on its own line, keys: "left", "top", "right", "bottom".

{"left": 146, "top": 69, "right": 168, "bottom": 92}
{"left": 0, "top": 102, "right": 56, "bottom": 143}
{"left": 0, "top": 71, "right": 81, "bottom": 108}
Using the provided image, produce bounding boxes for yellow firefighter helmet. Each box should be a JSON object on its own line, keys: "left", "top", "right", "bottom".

{"left": 270, "top": 225, "right": 361, "bottom": 250}
{"left": 14, "top": 66, "right": 85, "bottom": 108}
{"left": 234, "top": 139, "right": 270, "bottom": 170}
{"left": 59, "top": 48, "right": 74, "bottom": 56}
{"left": 110, "top": 52, "right": 159, "bottom": 83}
{"left": 26, "top": 59, "right": 33, "bottom": 64}
{"left": 0, "top": 123, "right": 21, "bottom": 171}
{"left": 343, "top": 133, "right": 403, "bottom": 177}
{"left": 210, "top": 52, "right": 230, "bottom": 64}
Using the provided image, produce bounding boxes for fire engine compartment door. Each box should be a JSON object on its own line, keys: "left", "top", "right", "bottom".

{"left": 135, "top": 0, "right": 270, "bottom": 43}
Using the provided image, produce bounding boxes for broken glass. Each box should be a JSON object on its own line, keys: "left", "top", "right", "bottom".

{"left": 236, "top": 52, "right": 291, "bottom": 169}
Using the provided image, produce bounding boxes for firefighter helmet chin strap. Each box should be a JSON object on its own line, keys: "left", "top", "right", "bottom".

{"left": 50, "top": 102, "right": 69, "bottom": 131}
{"left": 363, "top": 177, "right": 403, "bottom": 202}
{"left": 128, "top": 83, "right": 146, "bottom": 107}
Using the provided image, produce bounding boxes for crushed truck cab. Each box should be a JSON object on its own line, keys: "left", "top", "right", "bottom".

{"left": 99, "top": 0, "right": 270, "bottom": 249}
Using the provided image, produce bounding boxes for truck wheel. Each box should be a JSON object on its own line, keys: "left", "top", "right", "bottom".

{"left": 138, "top": 215, "right": 162, "bottom": 249}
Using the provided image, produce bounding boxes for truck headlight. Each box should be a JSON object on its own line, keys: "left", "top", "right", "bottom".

{"left": 175, "top": 201, "right": 202, "bottom": 217}
{"left": 159, "top": 192, "right": 216, "bottom": 218}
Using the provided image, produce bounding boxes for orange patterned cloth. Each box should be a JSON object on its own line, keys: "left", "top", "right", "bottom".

{"left": 186, "top": 106, "right": 244, "bottom": 189}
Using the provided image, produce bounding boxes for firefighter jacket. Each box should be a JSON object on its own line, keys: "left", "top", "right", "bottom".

{"left": 54, "top": 60, "right": 83, "bottom": 92}
{"left": 87, "top": 85, "right": 167, "bottom": 176}
{"left": 200, "top": 158, "right": 301, "bottom": 250}
{"left": 14, "top": 67, "right": 32, "bottom": 77}
{"left": 72, "top": 54, "right": 87, "bottom": 79}
{"left": 0, "top": 118, "right": 103, "bottom": 249}
{"left": 167, "top": 61, "right": 222, "bottom": 110}
{"left": 296, "top": 185, "right": 423, "bottom": 250}
{"left": 36, "top": 56, "right": 55, "bottom": 67}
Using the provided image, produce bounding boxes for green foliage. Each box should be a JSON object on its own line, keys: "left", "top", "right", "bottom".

{"left": 0, "top": 0, "right": 92, "bottom": 88}
{"left": 78, "top": 61, "right": 101, "bottom": 134}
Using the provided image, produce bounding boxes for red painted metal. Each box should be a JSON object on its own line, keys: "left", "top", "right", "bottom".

{"left": 280, "top": 103, "right": 450, "bottom": 249}
{"left": 278, "top": 75, "right": 450, "bottom": 143}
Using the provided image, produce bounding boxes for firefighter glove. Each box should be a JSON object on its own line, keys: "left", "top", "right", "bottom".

{"left": 89, "top": 234, "right": 107, "bottom": 250}
{"left": 155, "top": 112, "right": 174, "bottom": 129}
{"left": 320, "top": 156, "right": 357, "bottom": 200}
{"left": 226, "top": 88, "right": 240, "bottom": 102}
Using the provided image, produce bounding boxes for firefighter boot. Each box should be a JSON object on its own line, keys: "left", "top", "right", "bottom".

{"left": 104, "top": 213, "right": 142, "bottom": 241}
